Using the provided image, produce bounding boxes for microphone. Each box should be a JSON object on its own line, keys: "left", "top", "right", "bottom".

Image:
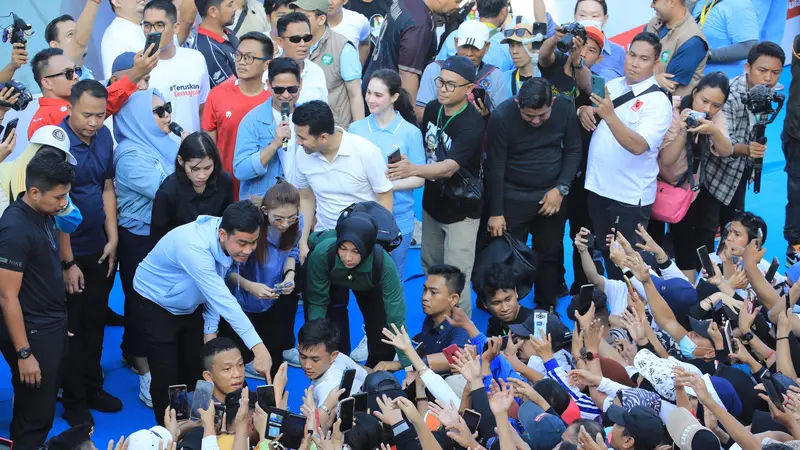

{"left": 280, "top": 102, "right": 290, "bottom": 149}
{"left": 168, "top": 122, "right": 184, "bottom": 138}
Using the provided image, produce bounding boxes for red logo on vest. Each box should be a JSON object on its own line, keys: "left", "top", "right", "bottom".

{"left": 631, "top": 99, "right": 644, "bottom": 112}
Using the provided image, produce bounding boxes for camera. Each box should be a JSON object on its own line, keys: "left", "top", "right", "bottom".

{"left": 557, "top": 22, "right": 587, "bottom": 53}
{"left": 1, "top": 13, "right": 32, "bottom": 45}
{"left": 0, "top": 80, "right": 33, "bottom": 111}
{"left": 685, "top": 110, "right": 707, "bottom": 129}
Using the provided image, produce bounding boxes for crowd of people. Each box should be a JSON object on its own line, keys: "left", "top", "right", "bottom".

{"left": 0, "top": 0, "right": 798, "bottom": 449}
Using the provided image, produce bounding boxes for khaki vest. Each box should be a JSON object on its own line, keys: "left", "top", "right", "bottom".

{"left": 310, "top": 28, "right": 356, "bottom": 127}
{"left": 645, "top": 11, "right": 708, "bottom": 97}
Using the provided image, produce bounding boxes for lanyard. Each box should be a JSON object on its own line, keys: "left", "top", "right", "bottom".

{"left": 435, "top": 102, "right": 468, "bottom": 144}
{"left": 698, "top": 0, "right": 721, "bottom": 27}
{"left": 515, "top": 69, "right": 522, "bottom": 91}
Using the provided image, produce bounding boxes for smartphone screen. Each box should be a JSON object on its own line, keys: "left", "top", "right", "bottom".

{"left": 388, "top": 148, "right": 402, "bottom": 164}
{"left": 462, "top": 409, "right": 481, "bottom": 433}
{"left": 578, "top": 285, "right": 594, "bottom": 314}
{"left": 473, "top": 86, "right": 487, "bottom": 106}
{"left": 591, "top": 75, "right": 605, "bottom": 98}
{"left": 2, "top": 118, "right": 18, "bottom": 143}
{"left": 353, "top": 392, "right": 368, "bottom": 412}
{"left": 696, "top": 246, "right": 716, "bottom": 278}
{"left": 339, "top": 397, "right": 356, "bottom": 432}
{"left": 339, "top": 369, "right": 357, "bottom": 400}
{"left": 766, "top": 256, "right": 780, "bottom": 284}
{"left": 144, "top": 32, "right": 161, "bottom": 56}
{"left": 763, "top": 372, "right": 785, "bottom": 411}
{"left": 225, "top": 388, "right": 243, "bottom": 430}
{"left": 756, "top": 229, "right": 764, "bottom": 251}
{"left": 214, "top": 402, "right": 225, "bottom": 430}
{"left": 281, "top": 413, "right": 308, "bottom": 448}
{"left": 191, "top": 380, "right": 214, "bottom": 421}
{"left": 169, "top": 384, "right": 189, "bottom": 420}
{"left": 267, "top": 408, "right": 287, "bottom": 440}
{"left": 0, "top": 437, "right": 13, "bottom": 450}
{"left": 258, "top": 385, "right": 276, "bottom": 411}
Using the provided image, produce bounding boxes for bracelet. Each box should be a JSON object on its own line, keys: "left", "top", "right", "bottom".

{"left": 415, "top": 397, "right": 428, "bottom": 403}
{"left": 319, "top": 405, "right": 330, "bottom": 415}
{"left": 777, "top": 336, "right": 790, "bottom": 341}
{"left": 392, "top": 421, "right": 409, "bottom": 436}
{"left": 284, "top": 268, "right": 296, "bottom": 277}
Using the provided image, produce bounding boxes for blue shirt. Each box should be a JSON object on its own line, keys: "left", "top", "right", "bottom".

{"left": 468, "top": 332, "right": 522, "bottom": 390}
{"left": 60, "top": 118, "right": 114, "bottom": 257}
{"left": 233, "top": 102, "right": 284, "bottom": 199}
{"left": 656, "top": 26, "right": 708, "bottom": 86}
{"left": 310, "top": 28, "right": 363, "bottom": 81}
{"left": 134, "top": 215, "right": 263, "bottom": 349}
{"left": 348, "top": 112, "right": 424, "bottom": 235}
{"left": 692, "top": 0, "right": 758, "bottom": 78}
{"left": 751, "top": 0, "right": 788, "bottom": 44}
{"left": 592, "top": 39, "right": 626, "bottom": 82}
{"left": 412, "top": 315, "right": 470, "bottom": 355}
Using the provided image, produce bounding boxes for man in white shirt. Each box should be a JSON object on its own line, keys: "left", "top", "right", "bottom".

{"left": 327, "top": 0, "right": 371, "bottom": 65}
{"left": 101, "top": 0, "right": 147, "bottom": 79}
{"left": 144, "top": 0, "right": 211, "bottom": 134}
{"left": 580, "top": 31, "right": 672, "bottom": 280}
{"left": 298, "top": 319, "right": 367, "bottom": 406}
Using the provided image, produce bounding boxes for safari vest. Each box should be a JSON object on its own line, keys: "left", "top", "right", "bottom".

{"left": 645, "top": 11, "right": 708, "bottom": 97}
{"left": 310, "top": 28, "right": 357, "bottom": 127}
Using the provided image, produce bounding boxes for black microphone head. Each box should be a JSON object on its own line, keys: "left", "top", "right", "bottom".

{"left": 168, "top": 122, "right": 184, "bottom": 136}
{"left": 281, "top": 102, "right": 290, "bottom": 118}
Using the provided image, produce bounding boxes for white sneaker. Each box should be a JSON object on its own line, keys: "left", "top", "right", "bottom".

{"left": 350, "top": 333, "right": 369, "bottom": 362}
{"left": 283, "top": 348, "right": 301, "bottom": 368}
{"left": 139, "top": 372, "right": 153, "bottom": 408}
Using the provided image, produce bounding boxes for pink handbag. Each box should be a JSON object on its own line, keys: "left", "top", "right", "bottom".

{"left": 651, "top": 178, "right": 698, "bottom": 223}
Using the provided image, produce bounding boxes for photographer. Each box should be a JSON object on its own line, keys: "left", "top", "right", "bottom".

{"left": 0, "top": 42, "right": 28, "bottom": 85}
{"left": 0, "top": 86, "right": 20, "bottom": 163}
{"left": 536, "top": 0, "right": 592, "bottom": 102}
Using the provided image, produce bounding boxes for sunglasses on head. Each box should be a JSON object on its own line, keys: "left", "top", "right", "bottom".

{"left": 43, "top": 66, "right": 82, "bottom": 80}
{"left": 271, "top": 85, "right": 299, "bottom": 95}
{"left": 504, "top": 28, "right": 531, "bottom": 38}
{"left": 286, "top": 34, "right": 313, "bottom": 44}
{"left": 152, "top": 102, "right": 172, "bottom": 118}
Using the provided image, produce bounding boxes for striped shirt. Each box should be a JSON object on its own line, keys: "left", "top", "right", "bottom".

{"left": 189, "top": 26, "right": 239, "bottom": 88}
{"left": 544, "top": 358, "right": 602, "bottom": 420}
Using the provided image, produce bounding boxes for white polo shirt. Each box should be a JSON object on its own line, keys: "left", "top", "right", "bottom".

{"left": 332, "top": 9, "right": 370, "bottom": 47}
{"left": 294, "top": 128, "right": 393, "bottom": 231}
{"left": 584, "top": 75, "right": 672, "bottom": 206}
{"left": 101, "top": 17, "right": 147, "bottom": 79}
{"left": 262, "top": 58, "right": 329, "bottom": 106}
{"left": 310, "top": 353, "right": 368, "bottom": 407}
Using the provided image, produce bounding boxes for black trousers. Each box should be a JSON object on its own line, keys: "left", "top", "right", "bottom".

{"left": 783, "top": 131, "right": 800, "bottom": 246}
{"left": 0, "top": 322, "right": 67, "bottom": 450}
{"left": 567, "top": 175, "right": 598, "bottom": 294}
{"left": 139, "top": 294, "right": 204, "bottom": 425}
{"left": 326, "top": 285, "right": 395, "bottom": 367}
{"left": 219, "top": 291, "right": 300, "bottom": 379}
{"left": 62, "top": 253, "right": 115, "bottom": 410}
{"left": 118, "top": 227, "right": 156, "bottom": 357}
{"left": 654, "top": 187, "right": 721, "bottom": 271}
{"left": 587, "top": 192, "right": 652, "bottom": 280}
{"left": 500, "top": 197, "right": 567, "bottom": 309}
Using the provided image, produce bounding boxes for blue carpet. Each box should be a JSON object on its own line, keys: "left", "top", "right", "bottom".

{"left": 0, "top": 71, "right": 794, "bottom": 445}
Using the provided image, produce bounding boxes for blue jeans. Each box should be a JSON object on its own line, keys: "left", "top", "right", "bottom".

{"left": 391, "top": 232, "right": 413, "bottom": 283}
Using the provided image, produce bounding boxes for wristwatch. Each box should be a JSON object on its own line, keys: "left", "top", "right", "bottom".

{"left": 17, "top": 347, "right": 32, "bottom": 359}
{"left": 556, "top": 184, "right": 570, "bottom": 196}
{"left": 741, "top": 331, "right": 754, "bottom": 343}
{"left": 580, "top": 349, "right": 597, "bottom": 361}
{"left": 572, "top": 56, "right": 585, "bottom": 69}
{"left": 61, "top": 260, "right": 77, "bottom": 271}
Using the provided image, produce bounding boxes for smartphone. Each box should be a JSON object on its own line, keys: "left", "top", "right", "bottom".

{"left": 747, "top": 289, "right": 756, "bottom": 314}
{"left": 2, "top": 118, "right": 18, "bottom": 143}
{"left": 533, "top": 311, "right": 548, "bottom": 339}
{"left": 483, "top": 335, "right": 509, "bottom": 353}
{"left": 257, "top": 385, "right": 276, "bottom": 411}
{"left": 712, "top": 303, "right": 725, "bottom": 326}
{"left": 461, "top": 409, "right": 482, "bottom": 433}
{"left": 339, "top": 397, "right": 356, "bottom": 432}
{"left": 273, "top": 281, "right": 294, "bottom": 291}
{"left": 591, "top": 75, "right": 606, "bottom": 99}
{"left": 225, "top": 388, "right": 243, "bottom": 430}
{"left": 267, "top": 407, "right": 287, "bottom": 440}
{"left": 353, "top": 392, "right": 368, "bottom": 413}
{"left": 611, "top": 216, "right": 620, "bottom": 241}
{"left": 169, "top": 384, "right": 189, "bottom": 421}
{"left": 388, "top": 147, "right": 402, "bottom": 164}
{"left": 763, "top": 372, "right": 785, "bottom": 411}
{"left": 756, "top": 229, "right": 764, "bottom": 251}
{"left": 472, "top": 86, "right": 488, "bottom": 106}
{"left": 442, "top": 344, "right": 461, "bottom": 364}
{"left": 190, "top": 380, "right": 215, "bottom": 421}
{"left": 280, "top": 413, "right": 308, "bottom": 449}
{"left": 144, "top": 32, "right": 162, "bottom": 56}
{"left": 697, "top": 246, "right": 716, "bottom": 279}
{"left": 723, "top": 320, "right": 735, "bottom": 353}
{"left": 213, "top": 402, "right": 225, "bottom": 430}
{"left": 339, "top": 369, "right": 357, "bottom": 400}
{"left": 578, "top": 285, "right": 594, "bottom": 313}
{"left": 414, "top": 340, "right": 426, "bottom": 357}
{"left": 766, "top": 256, "right": 780, "bottom": 284}
{"left": 585, "top": 231, "right": 597, "bottom": 251}
{"left": 0, "top": 437, "right": 13, "bottom": 450}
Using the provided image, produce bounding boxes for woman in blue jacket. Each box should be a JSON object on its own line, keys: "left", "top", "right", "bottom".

{"left": 222, "top": 179, "right": 301, "bottom": 378}
{"left": 113, "top": 89, "right": 179, "bottom": 407}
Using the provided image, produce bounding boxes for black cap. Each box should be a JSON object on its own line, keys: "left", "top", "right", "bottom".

{"left": 508, "top": 311, "right": 572, "bottom": 348}
{"left": 44, "top": 424, "right": 93, "bottom": 450}
{"left": 688, "top": 316, "right": 712, "bottom": 341}
{"left": 440, "top": 55, "right": 476, "bottom": 83}
{"left": 606, "top": 405, "right": 664, "bottom": 450}
{"left": 363, "top": 371, "right": 405, "bottom": 413}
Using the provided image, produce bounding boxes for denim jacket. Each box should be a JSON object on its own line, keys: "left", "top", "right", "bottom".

{"left": 233, "top": 102, "right": 284, "bottom": 200}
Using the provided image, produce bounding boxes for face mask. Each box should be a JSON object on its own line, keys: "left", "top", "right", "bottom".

{"left": 578, "top": 19, "right": 604, "bottom": 31}
{"left": 679, "top": 335, "right": 697, "bottom": 359}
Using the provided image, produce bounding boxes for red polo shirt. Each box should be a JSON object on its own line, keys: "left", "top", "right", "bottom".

{"left": 201, "top": 77, "right": 271, "bottom": 201}
{"left": 28, "top": 75, "right": 138, "bottom": 139}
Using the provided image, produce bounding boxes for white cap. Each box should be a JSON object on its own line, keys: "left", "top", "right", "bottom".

{"left": 127, "top": 426, "right": 172, "bottom": 449}
{"left": 29, "top": 125, "right": 77, "bottom": 166}
{"left": 456, "top": 20, "right": 490, "bottom": 49}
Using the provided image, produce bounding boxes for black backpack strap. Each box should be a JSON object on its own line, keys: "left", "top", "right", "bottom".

{"left": 611, "top": 84, "right": 668, "bottom": 110}
{"left": 372, "top": 247, "right": 383, "bottom": 286}
{"left": 328, "top": 245, "right": 337, "bottom": 272}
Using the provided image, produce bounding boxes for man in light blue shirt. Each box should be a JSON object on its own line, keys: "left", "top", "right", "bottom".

{"left": 133, "top": 201, "right": 273, "bottom": 424}
{"left": 693, "top": 0, "right": 759, "bottom": 78}
{"left": 751, "top": 0, "right": 788, "bottom": 45}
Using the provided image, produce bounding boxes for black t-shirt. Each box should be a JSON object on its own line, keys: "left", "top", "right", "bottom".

{"left": 486, "top": 306, "right": 532, "bottom": 337}
{"left": 347, "top": 0, "right": 393, "bottom": 72}
{"left": 150, "top": 171, "right": 234, "bottom": 241}
{"left": 484, "top": 96, "right": 582, "bottom": 216}
{"left": 785, "top": 34, "right": 800, "bottom": 140}
{"left": 0, "top": 196, "right": 67, "bottom": 335}
{"left": 421, "top": 100, "right": 485, "bottom": 224}
{"left": 539, "top": 50, "right": 579, "bottom": 102}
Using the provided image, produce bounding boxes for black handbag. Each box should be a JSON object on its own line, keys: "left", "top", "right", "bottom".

{"left": 472, "top": 233, "right": 538, "bottom": 304}
{"left": 433, "top": 133, "right": 483, "bottom": 211}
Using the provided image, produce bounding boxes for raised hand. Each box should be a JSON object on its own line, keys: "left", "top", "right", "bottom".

{"left": 428, "top": 400, "right": 460, "bottom": 428}
{"left": 380, "top": 324, "right": 414, "bottom": 352}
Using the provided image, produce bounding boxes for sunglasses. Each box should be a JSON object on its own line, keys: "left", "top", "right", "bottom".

{"left": 43, "top": 66, "right": 82, "bottom": 80}
{"left": 152, "top": 102, "right": 173, "bottom": 118}
{"left": 286, "top": 34, "right": 313, "bottom": 44}
{"left": 504, "top": 28, "right": 531, "bottom": 38}
{"left": 271, "top": 85, "right": 299, "bottom": 95}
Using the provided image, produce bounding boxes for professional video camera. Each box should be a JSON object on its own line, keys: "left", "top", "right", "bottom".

{"left": 744, "top": 83, "right": 784, "bottom": 194}
{"left": 1, "top": 13, "right": 32, "bottom": 45}
{"left": 0, "top": 80, "right": 33, "bottom": 111}
{"left": 557, "top": 22, "right": 587, "bottom": 53}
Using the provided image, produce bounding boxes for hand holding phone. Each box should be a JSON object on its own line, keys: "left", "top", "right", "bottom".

{"left": 388, "top": 147, "right": 402, "bottom": 164}
{"left": 191, "top": 380, "right": 214, "bottom": 421}
{"left": 591, "top": 75, "right": 605, "bottom": 99}
{"left": 144, "top": 32, "right": 162, "bottom": 57}
{"left": 697, "top": 246, "right": 716, "bottom": 279}
{"left": 339, "top": 397, "right": 356, "bottom": 432}
{"left": 258, "top": 385, "right": 276, "bottom": 410}
{"left": 339, "top": 369, "right": 357, "bottom": 400}
{"left": 169, "top": 384, "right": 189, "bottom": 420}
{"left": 442, "top": 344, "right": 460, "bottom": 364}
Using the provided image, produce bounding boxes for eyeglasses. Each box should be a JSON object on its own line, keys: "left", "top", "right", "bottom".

{"left": 503, "top": 28, "right": 531, "bottom": 38}
{"left": 141, "top": 21, "right": 168, "bottom": 33}
{"left": 262, "top": 207, "right": 299, "bottom": 224}
{"left": 43, "top": 66, "right": 81, "bottom": 81}
{"left": 271, "top": 85, "right": 299, "bottom": 95}
{"left": 286, "top": 34, "right": 313, "bottom": 44}
{"left": 235, "top": 51, "right": 270, "bottom": 65}
{"left": 152, "top": 102, "right": 173, "bottom": 118}
{"left": 434, "top": 77, "right": 471, "bottom": 92}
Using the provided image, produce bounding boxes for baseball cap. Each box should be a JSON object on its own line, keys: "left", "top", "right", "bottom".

{"left": 666, "top": 407, "right": 720, "bottom": 450}
{"left": 30, "top": 125, "right": 78, "bottom": 166}
{"left": 456, "top": 20, "right": 490, "bottom": 49}
{"left": 688, "top": 316, "right": 712, "bottom": 341}
{"left": 440, "top": 55, "right": 477, "bottom": 84}
{"left": 127, "top": 426, "right": 172, "bottom": 449}
{"left": 364, "top": 371, "right": 405, "bottom": 413}
{"left": 517, "top": 401, "right": 567, "bottom": 450}
{"left": 606, "top": 405, "right": 664, "bottom": 450}
{"left": 501, "top": 23, "right": 532, "bottom": 44}
{"left": 584, "top": 26, "right": 605, "bottom": 51}
{"left": 651, "top": 276, "right": 698, "bottom": 316}
{"left": 289, "top": 0, "right": 331, "bottom": 12}
{"left": 43, "top": 424, "right": 93, "bottom": 450}
{"left": 508, "top": 310, "right": 572, "bottom": 349}
{"left": 111, "top": 51, "right": 136, "bottom": 74}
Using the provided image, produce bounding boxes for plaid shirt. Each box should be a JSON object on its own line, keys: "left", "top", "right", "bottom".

{"left": 702, "top": 73, "right": 752, "bottom": 205}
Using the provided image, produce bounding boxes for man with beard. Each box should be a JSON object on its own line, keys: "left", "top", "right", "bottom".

{"left": 192, "top": 0, "right": 241, "bottom": 87}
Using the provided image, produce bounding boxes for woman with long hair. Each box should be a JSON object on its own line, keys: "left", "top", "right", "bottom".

{"left": 222, "top": 180, "right": 302, "bottom": 377}
{"left": 349, "top": 69, "right": 424, "bottom": 284}
{"left": 151, "top": 132, "right": 234, "bottom": 241}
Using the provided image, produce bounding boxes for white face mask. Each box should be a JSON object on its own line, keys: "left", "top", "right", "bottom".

{"left": 578, "top": 19, "right": 604, "bottom": 31}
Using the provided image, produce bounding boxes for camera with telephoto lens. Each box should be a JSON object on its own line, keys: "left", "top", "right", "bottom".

{"left": 2, "top": 13, "right": 32, "bottom": 45}
{"left": 685, "top": 110, "right": 707, "bottom": 129}
{"left": 557, "top": 22, "right": 587, "bottom": 53}
{"left": 0, "top": 80, "right": 33, "bottom": 111}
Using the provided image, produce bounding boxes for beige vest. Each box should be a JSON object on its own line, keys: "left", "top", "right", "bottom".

{"left": 310, "top": 28, "right": 356, "bottom": 127}
{"left": 645, "top": 11, "right": 708, "bottom": 97}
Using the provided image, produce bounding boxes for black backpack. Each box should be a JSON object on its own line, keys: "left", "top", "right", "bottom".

{"left": 336, "top": 201, "right": 402, "bottom": 252}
